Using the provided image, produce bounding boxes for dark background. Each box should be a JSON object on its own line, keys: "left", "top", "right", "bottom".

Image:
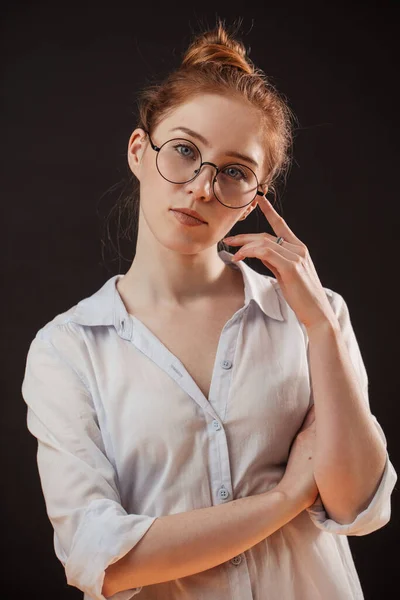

{"left": 2, "top": 1, "right": 399, "bottom": 598}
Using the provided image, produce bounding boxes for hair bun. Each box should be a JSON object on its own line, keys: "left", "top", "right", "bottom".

{"left": 181, "top": 20, "right": 254, "bottom": 75}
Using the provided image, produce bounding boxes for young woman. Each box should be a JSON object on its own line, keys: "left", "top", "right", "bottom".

{"left": 22, "top": 19, "right": 397, "bottom": 600}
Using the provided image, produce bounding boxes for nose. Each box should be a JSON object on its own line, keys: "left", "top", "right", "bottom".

{"left": 186, "top": 163, "right": 217, "bottom": 200}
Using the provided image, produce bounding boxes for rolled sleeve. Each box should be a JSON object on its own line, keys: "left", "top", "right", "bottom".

{"left": 22, "top": 326, "right": 158, "bottom": 599}
{"left": 306, "top": 449, "right": 397, "bottom": 535}
{"left": 305, "top": 290, "right": 398, "bottom": 536}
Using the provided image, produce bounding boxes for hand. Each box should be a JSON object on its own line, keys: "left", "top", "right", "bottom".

{"left": 222, "top": 197, "right": 339, "bottom": 332}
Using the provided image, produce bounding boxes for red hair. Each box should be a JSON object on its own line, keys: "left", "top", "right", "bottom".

{"left": 138, "top": 20, "right": 294, "bottom": 190}
{"left": 100, "top": 18, "right": 296, "bottom": 270}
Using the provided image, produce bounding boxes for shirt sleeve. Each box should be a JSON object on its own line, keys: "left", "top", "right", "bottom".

{"left": 21, "top": 325, "right": 158, "bottom": 599}
{"left": 305, "top": 290, "right": 398, "bottom": 536}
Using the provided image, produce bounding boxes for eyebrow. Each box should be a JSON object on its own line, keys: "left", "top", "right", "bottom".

{"left": 169, "top": 126, "right": 259, "bottom": 169}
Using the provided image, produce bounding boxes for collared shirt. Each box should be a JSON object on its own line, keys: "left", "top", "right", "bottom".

{"left": 21, "top": 250, "right": 397, "bottom": 600}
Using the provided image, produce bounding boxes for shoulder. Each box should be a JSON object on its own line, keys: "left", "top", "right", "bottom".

{"left": 29, "top": 305, "right": 89, "bottom": 368}
{"left": 34, "top": 305, "right": 81, "bottom": 343}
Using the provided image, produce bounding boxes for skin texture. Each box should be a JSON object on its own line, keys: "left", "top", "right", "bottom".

{"left": 118, "top": 93, "right": 268, "bottom": 311}
{"left": 103, "top": 91, "right": 389, "bottom": 598}
{"left": 119, "top": 91, "right": 387, "bottom": 527}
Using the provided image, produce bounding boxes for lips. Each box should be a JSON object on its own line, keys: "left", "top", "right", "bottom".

{"left": 171, "top": 209, "right": 207, "bottom": 223}
{"left": 170, "top": 210, "right": 207, "bottom": 226}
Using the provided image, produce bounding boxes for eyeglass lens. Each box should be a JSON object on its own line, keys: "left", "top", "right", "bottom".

{"left": 156, "top": 139, "right": 258, "bottom": 208}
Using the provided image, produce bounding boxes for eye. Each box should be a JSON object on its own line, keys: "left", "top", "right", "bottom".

{"left": 173, "top": 143, "right": 196, "bottom": 159}
{"left": 223, "top": 165, "right": 248, "bottom": 180}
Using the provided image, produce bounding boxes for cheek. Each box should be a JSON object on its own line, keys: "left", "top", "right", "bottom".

{"left": 139, "top": 166, "right": 169, "bottom": 208}
{"left": 140, "top": 181, "right": 179, "bottom": 217}
{"left": 139, "top": 173, "right": 238, "bottom": 242}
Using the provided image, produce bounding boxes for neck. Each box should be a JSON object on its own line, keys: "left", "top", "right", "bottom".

{"left": 118, "top": 234, "right": 236, "bottom": 313}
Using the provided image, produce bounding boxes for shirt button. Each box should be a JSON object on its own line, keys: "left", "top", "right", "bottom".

{"left": 218, "top": 486, "right": 230, "bottom": 501}
{"left": 221, "top": 359, "right": 232, "bottom": 369}
{"left": 231, "top": 555, "right": 242, "bottom": 565}
{"left": 212, "top": 420, "right": 221, "bottom": 431}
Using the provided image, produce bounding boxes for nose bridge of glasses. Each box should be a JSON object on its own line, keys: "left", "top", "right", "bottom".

{"left": 194, "top": 161, "right": 219, "bottom": 182}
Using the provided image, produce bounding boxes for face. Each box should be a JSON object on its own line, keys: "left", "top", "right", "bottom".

{"left": 127, "top": 93, "right": 268, "bottom": 255}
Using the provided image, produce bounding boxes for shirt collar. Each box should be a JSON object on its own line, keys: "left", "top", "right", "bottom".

{"left": 70, "top": 250, "right": 284, "bottom": 335}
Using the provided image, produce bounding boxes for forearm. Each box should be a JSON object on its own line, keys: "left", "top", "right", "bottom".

{"left": 102, "top": 488, "right": 304, "bottom": 596}
{"left": 307, "top": 320, "right": 387, "bottom": 524}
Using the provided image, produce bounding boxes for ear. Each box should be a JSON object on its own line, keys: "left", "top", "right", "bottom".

{"left": 127, "top": 128, "right": 149, "bottom": 179}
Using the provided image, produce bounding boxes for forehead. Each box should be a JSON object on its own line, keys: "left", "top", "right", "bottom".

{"left": 156, "top": 93, "right": 265, "bottom": 163}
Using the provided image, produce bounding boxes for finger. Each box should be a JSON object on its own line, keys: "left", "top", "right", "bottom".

{"left": 224, "top": 232, "right": 300, "bottom": 251}
{"left": 223, "top": 233, "right": 262, "bottom": 245}
{"left": 231, "top": 242, "right": 294, "bottom": 282}
{"left": 257, "top": 196, "right": 303, "bottom": 245}
{"left": 228, "top": 242, "right": 280, "bottom": 278}
{"left": 231, "top": 239, "right": 301, "bottom": 263}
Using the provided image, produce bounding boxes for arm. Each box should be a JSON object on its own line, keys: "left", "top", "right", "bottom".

{"left": 103, "top": 487, "right": 304, "bottom": 597}
{"left": 105, "top": 394, "right": 320, "bottom": 596}
{"left": 22, "top": 328, "right": 157, "bottom": 600}
{"left": 306, "top": 293, "right": 389, "bottom": 525}
{"left": 22, "top": 323, "right": 311, "bottom": 600}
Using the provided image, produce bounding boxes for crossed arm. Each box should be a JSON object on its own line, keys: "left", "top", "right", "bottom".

{"left": 306, "top": 318, "right": 387, "bottom": 525}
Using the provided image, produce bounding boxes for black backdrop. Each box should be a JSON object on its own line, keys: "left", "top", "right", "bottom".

{"left": 2, "top": 1, "right": 399, "bottom": 598}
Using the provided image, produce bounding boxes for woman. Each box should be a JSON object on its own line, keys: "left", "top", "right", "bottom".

{"left": 22, "top": 19, "right": 397, "bottom": 600}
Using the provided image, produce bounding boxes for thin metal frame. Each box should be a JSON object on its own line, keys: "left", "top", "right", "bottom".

{"left": 142, "top": 129, "right": 266, "bottom": 209}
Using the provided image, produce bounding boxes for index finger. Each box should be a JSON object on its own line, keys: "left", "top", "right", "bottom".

{"left": 258, "top": 197, "right": 303, "bottom": 245}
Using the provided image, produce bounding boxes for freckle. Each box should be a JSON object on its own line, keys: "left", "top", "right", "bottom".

{"left": 308, "top": 457, "right": 312, "bottom": 460}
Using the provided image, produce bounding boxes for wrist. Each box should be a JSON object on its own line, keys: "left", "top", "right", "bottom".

{"left": 305, "top": 317, "right": 340, "bottom": 339}
{"left": 271, "top": 483, "right": 309, "bottom": 514}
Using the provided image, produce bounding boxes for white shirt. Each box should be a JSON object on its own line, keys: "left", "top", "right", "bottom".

{"left": 21, "top": 250, "right": 397, "bottom": 600}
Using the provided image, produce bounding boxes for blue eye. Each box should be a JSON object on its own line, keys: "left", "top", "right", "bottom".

{"left": 223, "top": 166, "right": 248, "bottom": 180}
{"left": 173, "top": 144, "right": 196, "bottom": 159}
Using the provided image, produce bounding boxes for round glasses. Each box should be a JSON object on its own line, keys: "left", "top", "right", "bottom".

{"left": 143, "top": 130, "right": 266, "bottom": 209}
